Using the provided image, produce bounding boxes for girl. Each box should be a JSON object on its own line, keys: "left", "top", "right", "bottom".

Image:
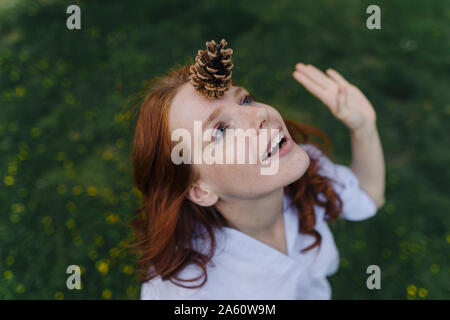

{"left": 131, "top": 41, "right": 385, "bottom": 300}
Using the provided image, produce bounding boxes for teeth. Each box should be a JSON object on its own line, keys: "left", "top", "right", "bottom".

{"left": 262, "top": 131, "right": 284, "bottom": 160}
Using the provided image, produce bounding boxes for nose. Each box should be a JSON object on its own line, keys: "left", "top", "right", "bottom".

{"left": 239, "top": 106, "right": 269, "bottom": 135}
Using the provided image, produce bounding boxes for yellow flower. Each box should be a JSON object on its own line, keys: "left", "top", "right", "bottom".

{"left": 42, "top": 216, "right": 53, "bottom": 227}
{"left": 8, "top": 122, "right": 18, "bottom": 132}
{"left": 109, "top": 248, "right": 119, "bottom": 258}
{"left": 10, "top": 70, "right": 20, "bottom": 81}
{"left": 54, "top": 292, "right": 64, "bottom": 300}
{"left": 56, "top": 152, "right": 66, "bottom": 161}
{"left": 30, "top": 127, "right": 41, "bottom": 138}
{"left": 114, "top": 113, "right": 124, "bottom": 123}
{"left": 63, "top": 160, "right": 73, "bottom": 169}
{"left": 80, "top": 265, "right": 85, "bottom": 274}
{"left": 407, "top": 285, "right": 417, "bottom": 296}
{"left": 418, "top": 288, "right": 428, "bottom": 298}
{"left": 45, "top": 226, "right": 55, "bottom": 236}
{"left": 122, "top": 265, "right": 134, "bottom": 275}
{"left": 37, "top": 144, "right": 46, "bottom": 154}
{"left": 73, "top": 235, "right": 82, "bottom": 246}
{"left": 11, "top": 203, "right": 24, "bottom": 213}
{"left": 64, "top": 93, "right": 75, "bottom": 104}
{"left": 395, "top": 226, "right": 406, "bottom": 236}
{"left": 95, "top": 236, "right": 105, "bottom": 247}
{"left": 132, "top": 187, "right": 142, "bottom": 199}
{"left": 105, "top": 213, "right": 119, "bottom": 224}
{"left": 16, "top": 284, "right": 26, "bottom": 294}
{"left": 57, "top": 184, "right": 67, "bottom": 194}
{"left": 89, "top": 250, "right": 98, "bottom": 261}
{"left": 4, "top": 270, "right": 13, "bottom": 279}
{"left": 102, "top": 289, "right": 112, "bottom": 299}
{"left": 37, "top": 59, "right": 48, "bottom": 70}
{"left": 17, "top": 150, "right": 28, "bottom": 161}
{"left": 5, "top": 256, "right": 14, "bottom": 266}
{"left": 97, "top": 260, "right": 109, "bottom": 275}
{"left": 126, "top": 286, "right": 137, "bottom": 297}
{"left": 66, "top": 169, "right": 76, "bottom": 179}
{"left": 72, "top": 185, "right": 83, "bottom": 195}
{"left": 65, "top": 219, "right": 76, "bottom": 229}
{"left": 42, "top": 216, "right": 52, "bottom": 226}
{"left": 15, "top": 87, "right": 26, "bottom": 97}
{"left": 4, "top": 176, "right": 14, "bottom": 186}
{"left": 340, "top": 257, "right": 349, "bottom": 267}
{"left": 115, "top": 138, "right": 126, "bottom": 148}
{"left": 87, "top": 186, "right": 98, "bottom": 196}
{"left": 102, "top": 150, "right": 113, "bottom": 160}
{"left": 8, "top": 164, "right": 17, "bottom": 175}
{"left": 10, "top": 214, "right": 20, "bottom": 223}
{"left": 66, "top": 202, "right": 76, "bottom": 212}
{"left": 18, "top": 188, "right": 27, "bottom": 197}
{"left": 430, "top": 264, "right": 440, "bottom": 274}
{"left": 102, "top": 187, "right": 113, "bottom": 197}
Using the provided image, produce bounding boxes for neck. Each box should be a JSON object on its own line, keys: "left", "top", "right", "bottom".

{"left": 215, "top": 187, "right": 286, "bottom": 246}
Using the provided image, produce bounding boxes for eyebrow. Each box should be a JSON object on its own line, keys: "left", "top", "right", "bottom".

{"left": 202, "top": 107, "right": 223, "bottom": 130}
{"left": 201, "top": 87, "right": 248, "bottom": 130}
{"left": 234, "top": 86, "right": 245, "bottom": 98}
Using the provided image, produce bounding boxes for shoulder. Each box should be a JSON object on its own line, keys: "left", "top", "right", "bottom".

{"left": 299, "top": 143, "right": 323, "bottom": 156}
{"left": 140, "top": 229, "right": 228, "bottom": 300}
{"left": 299, "top": 143, "right": 377, "bottom": 221}
{"left": 299, "top": 143, "right": 335, "bottom": 173}
{"left": 140, "top": 268, "right": 207, "bottom": 300}
{"left": 299, "top": 143, "right": 342, "bottom": 181}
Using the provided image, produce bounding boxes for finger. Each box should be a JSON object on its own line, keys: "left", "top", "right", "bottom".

{"left": 293, "top": 71, "right": 324, "bottom": 99}
{"left": 296, "top": 63, "right": 334, "bottom": 89}
{"left": 336, "top": 85, "right": 348, "bottom": 117}
{"left": 326, "top": 68, "right": 349, "bottom": 86}
{"left": 305, "top": 64, "right": 335, "bottom": 88}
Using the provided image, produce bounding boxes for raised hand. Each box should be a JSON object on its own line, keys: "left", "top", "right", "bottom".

{"left": 293, "top": 63, "right": 376, "bottom": 132}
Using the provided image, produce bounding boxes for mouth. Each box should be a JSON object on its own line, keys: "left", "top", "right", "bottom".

{"left": 261, "top": 129, "right": 288, "bottom": 161}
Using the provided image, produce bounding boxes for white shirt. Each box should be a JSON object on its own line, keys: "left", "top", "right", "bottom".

{"left": 140, "top": 144, "right": 377, "bottom": 300}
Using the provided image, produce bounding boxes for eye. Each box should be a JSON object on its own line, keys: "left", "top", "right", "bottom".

{"left": 241, "top": 94, "right": 255, "bottom": 106}
{"left": 212, "top": 122, "right": 229, "bottom": 142}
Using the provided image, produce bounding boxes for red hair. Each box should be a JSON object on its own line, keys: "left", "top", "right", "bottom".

{"left": 129, "top": 64, "right": 343, "bottom": 288}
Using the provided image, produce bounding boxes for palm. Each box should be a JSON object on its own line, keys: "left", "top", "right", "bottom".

{"left": 293, "top": 63, "right": 376, "bottom": 131}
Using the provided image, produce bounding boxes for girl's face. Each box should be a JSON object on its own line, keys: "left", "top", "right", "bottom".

{"left": 169, "top": 82, "right": 310, "bottom": 204}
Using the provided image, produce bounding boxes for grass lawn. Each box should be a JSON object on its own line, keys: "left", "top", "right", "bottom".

{"left": 0, "top": 0, "right": 448, "bottom": 299}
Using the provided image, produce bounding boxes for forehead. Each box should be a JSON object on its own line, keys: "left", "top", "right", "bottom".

{"left": 168, "top": 83, "right": 245, "bottom": 133}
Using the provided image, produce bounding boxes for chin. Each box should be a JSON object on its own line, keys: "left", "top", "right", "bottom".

{"left": 280, "top": 144, "right": 310, "bottom": 185}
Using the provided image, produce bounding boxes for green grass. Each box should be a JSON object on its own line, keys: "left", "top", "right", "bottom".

{"left": 0, "top": 0, "right": 449, "bottom": 299}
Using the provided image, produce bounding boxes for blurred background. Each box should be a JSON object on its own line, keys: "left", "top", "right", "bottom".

{"left": 0, "top": 0, "right": 448, "bottom": 299}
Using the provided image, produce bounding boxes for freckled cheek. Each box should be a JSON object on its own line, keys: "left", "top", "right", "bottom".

{"left": 200, "top": 163, "right": 260, "bottom": 191}
{"left": 232, "top": 137, "right": 261, "bottom": 161}
{"left": 202, "top": 139, "right": 258, "bottom": 164}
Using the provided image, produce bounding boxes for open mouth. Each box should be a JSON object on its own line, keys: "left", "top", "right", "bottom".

{"left": 262, "top": 130, "right": 287, "bottom": 161}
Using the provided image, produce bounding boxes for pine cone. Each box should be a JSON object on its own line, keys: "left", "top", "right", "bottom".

{"left": 189, "top": 39, "right": 234, "bottom": 99}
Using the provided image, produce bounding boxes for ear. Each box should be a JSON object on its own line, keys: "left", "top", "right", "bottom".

{"left": 186, "top": 183, "right": 219, "bottom": 207}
